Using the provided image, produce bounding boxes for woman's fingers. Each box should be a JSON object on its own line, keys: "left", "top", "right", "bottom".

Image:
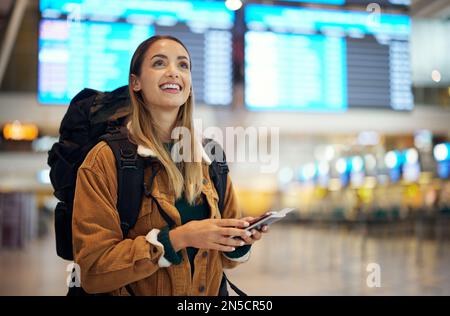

{"left": 250, "top": 229, "right": 262, "bottom": 241}
{"left": 215, "top": 218, "right": 250, "bottom": 228}
{"left": 242, "top": 227, "right": 266, "bottom": 245}
{"left": 240, "top": 216, "right": 254, "bottom": 222}
{"left": 208, "top": 242, "right": 236, "bottom": 252}
{"left": 220, "top": 227, "right": 252, "bottom": 239}
{"left": 217, "top": 245, "right": 236, "bottom": 252}
{"left": 241, "top": 234, "right": 254, "bottom": 244}
{"left": 205, "top": 219, "right": 269, "bottom": 250}
{"left": 218, "top": 236, "right": 246, "bottom": 247}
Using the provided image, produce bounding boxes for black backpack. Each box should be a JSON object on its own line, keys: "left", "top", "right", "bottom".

{"left": 47, "top": 85, "right": 246, "bottom": 296}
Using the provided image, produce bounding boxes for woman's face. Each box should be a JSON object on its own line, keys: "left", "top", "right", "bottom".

{"left": 132, "top": 39, "right": 192, "bottom": 110}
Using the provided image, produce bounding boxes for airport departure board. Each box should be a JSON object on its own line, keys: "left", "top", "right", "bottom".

{"left": 38, "top": 0, "right": 234, "bottom": 106}
{"left": 279, "top": 0, "right": 410, "bottom": 6}
{"left": 244, "top": 4, "right": 413, "bottom": 111}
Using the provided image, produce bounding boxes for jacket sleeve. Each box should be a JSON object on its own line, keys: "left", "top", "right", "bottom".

{"left": 220, "top": 174, "right": 252, "bottom": 269}
{"left": 72, "top": 144, "right": 166, "bottom": 294}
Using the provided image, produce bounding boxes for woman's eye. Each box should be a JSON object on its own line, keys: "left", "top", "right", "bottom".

{"left": 153, "top": 60, "right": 164, "bottom": 67}
{"left": 180, "top": 62, "right": 189, "bottom": 70}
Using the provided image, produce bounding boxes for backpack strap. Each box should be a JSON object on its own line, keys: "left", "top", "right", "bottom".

{"left": 202, "top": 138, "right": 229, "bottom": 216}
{"left": 100, "top": 127, "right": 145, "bottom": 238}
{"left": 220, "top": 273, "right": 247, "bottom": 296}
{"left": 211, "top": 160, "right": 229, "bottom": 216}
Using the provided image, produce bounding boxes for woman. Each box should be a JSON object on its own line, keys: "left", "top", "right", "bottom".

{"left": 72, "top": 35, "right": 268, "bottom": 296}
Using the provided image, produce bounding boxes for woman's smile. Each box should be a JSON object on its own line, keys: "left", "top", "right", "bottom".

{"left": 159, "top": 82, "right": 182, "bottom": 94}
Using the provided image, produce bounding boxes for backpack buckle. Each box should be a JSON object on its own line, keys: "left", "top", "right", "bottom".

{"left": 120, "top": 158, "right": 138, "bottom": 169}
{"left": 119, "top": 148, "right": 138, "bottom": 169}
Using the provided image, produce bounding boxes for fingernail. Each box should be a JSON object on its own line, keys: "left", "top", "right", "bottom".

{"left": 231, "top": 247, "right": 235, "bottom": 251}
{"left": 244, "top": 222, "right": 249, "bottom": 227}
{"left": 252, "top": 230, "right": 257, "bottom": 234}
{"left": 246, "top": 231, "right": 252, "bottom": 237}
{"left": 240, "top": 241, "right": 245, "bottom": 246}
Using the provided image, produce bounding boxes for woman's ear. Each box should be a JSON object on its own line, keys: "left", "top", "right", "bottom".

{"left": 131, "top": 74, "right": 141, "bottom": 92}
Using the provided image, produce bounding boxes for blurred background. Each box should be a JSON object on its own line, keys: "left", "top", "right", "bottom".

{"left": 0, "top": 0, "right": 450, "bottom": 295}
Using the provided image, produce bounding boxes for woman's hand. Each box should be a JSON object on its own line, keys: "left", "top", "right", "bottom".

{"left": 169, "top": 218, "right": 252, "bottom": 252}
{"left": 238, "top": 216, "right": 269, "bottom": 245}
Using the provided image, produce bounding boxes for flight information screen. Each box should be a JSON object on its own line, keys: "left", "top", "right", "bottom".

{"left": 244, "top": 4, "right": 413, "bottom": 111}
{"left": 279, "top": 0, "right": 346, "bottom": 4}
{"left": 278, "top": 0, "right": 410, "bottom": 6}
{"left": 38, "top": 0, "right": 234, "bottom": 105}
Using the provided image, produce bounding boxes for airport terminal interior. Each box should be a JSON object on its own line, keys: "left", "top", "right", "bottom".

{"left": 0, "top": 0, "right": 450, "bottom": 295}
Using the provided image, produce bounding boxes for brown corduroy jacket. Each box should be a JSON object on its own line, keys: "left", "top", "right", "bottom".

{"left": 72, "top": 140, "right": 249, "bottom": 296}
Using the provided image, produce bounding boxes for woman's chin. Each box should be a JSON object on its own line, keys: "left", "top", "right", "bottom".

{"left": 154, "top": 101, "right": 185, "bottom": 110}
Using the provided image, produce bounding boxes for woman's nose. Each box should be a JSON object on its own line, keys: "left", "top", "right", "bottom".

{"left": 165, "top": 64, "right": 180, "bottom": 78}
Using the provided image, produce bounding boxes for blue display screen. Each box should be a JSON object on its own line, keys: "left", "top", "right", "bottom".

{"left": 38, "top": 1, "right": 234, "bottom": 105}
{"left": 39, "top": 20, "right": 153, "bottom": 104}
{"left": 245, "top": 32, "right": 347, "bottom": 112}
{"left": 40, "top": 0, "right": 234, "bottom": 24}
{"left": 245, "top": 4, "right": 413, "bottom": 111}
{"left": 278, "top": 0, "right": 410, "bottom": 5}
{"left": 280, "top": 0, "right": 345, "bottom": 4}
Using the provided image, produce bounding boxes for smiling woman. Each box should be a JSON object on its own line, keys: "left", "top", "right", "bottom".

{"left": 128, "top": 36, "right": 198, "bottom": 202}
{"left": 70, "top": 35, "right": 269, "bottom": 296}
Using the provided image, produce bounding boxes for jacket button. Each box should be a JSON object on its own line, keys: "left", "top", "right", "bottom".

{"left": 202, "top": 251, "right": 208, "bottom": 258}
{"left": 199, "top": 285, "right": 205, "bottom": 293}
{"left": 202, "top": 179, "right": 208, "bottom": 185}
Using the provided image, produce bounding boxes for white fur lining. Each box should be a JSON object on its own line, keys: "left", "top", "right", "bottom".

{"left": 137, "top": 142, "right": 212, "bottom": 165}
{"left": 201, "top": 145, "right": 212, "bottom": 165}
{"left": 127, "top": 120, "right": 212, "bottom": 165}
{"left": 137, "top": 145, "right": 156, "bottom": 158}
{"left": 145, "top": 228, "right": 172, "bottom": 268}
{"left": 222, "top": 249, "right": 251, "bottom": 263}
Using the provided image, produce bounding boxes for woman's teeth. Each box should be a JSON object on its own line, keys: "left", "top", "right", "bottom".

{"left": 160, "top": 83, "right": 181, "bottom": 91}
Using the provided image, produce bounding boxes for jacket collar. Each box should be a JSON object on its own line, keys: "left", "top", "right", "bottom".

{"left": 127, "top": 122, "right": 212, "bottom": 165}
{"left": 136, "top": 142, "right": 212, "bottom": 166}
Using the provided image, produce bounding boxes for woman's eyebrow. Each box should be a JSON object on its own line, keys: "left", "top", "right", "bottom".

{"left": 151, "top": 54, "right": 189, "bottom": 61}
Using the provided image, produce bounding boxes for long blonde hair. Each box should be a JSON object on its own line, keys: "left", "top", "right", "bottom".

{"left": 128, "top": 35, "right": 203, "bottom": 205}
